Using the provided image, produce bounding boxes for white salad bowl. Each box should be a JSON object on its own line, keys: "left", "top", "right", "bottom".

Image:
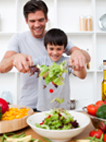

{"left": 27, "top": 110, "right": 90, "bottom": 142}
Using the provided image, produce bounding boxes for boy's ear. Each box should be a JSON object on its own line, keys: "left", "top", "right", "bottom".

{"left": 64, "top": 48, "right": 66, "bottom": 52}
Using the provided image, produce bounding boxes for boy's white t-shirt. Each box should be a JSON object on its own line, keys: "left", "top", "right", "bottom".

{"left": 33, "top": 55, "right": 73, "bottom": 111}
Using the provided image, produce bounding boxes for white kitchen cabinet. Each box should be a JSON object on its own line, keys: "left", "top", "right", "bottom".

{"left": 0, "top": 0, "right": 106, "bottom": 109}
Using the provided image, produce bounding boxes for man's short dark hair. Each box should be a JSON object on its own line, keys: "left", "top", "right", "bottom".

{"left": 44, "top": 28, "right": 67, "bottom": 49}
{"left": 23, "top": 0, "right": 48, "bottom": 20}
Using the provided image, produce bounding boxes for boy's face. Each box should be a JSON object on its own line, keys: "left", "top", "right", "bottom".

{"left": 46, "top": 44, "right": 65, "bottom": 62}
{"left": 25, "top": 10, "right": 48, "bottom": 38}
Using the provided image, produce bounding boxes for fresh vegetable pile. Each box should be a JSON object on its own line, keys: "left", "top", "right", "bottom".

{"left": 35, "top": 108, "right": 79, "bottom": 130}
{"left": 29, "top": 61, "right": 67, "bottom": 87}
{"left": 87, "top": 100, "right": 106, "bottom": 118}
{"left": 85, "top": 100, "right": 106, "bottom": 142}
{"left": 1, "top": 107, "right": 29, "bottom": 120}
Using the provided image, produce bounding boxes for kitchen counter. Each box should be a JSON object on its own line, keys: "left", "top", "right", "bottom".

{"left": 0, "top": 112, "right": 94, "bottom": 142}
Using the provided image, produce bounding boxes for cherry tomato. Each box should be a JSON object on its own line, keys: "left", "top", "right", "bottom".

{"left": 104, "top": 100, "right": 106, "bottom": 104}
{"left": 103, "top": 133, "right": 106, "bottom": 142}
{"left": 89, "top": 129, "right": 103, "bottom": 139}
{"left": 49, "top": 89, "right": 53, "bottom": 93}
{"left": 98, "top": 122, "right": 106, "bottom": 132}
{"left": 87, "top": 104, "right": 99, "bottom": 116}
{"left": 96, "top": 100, "right": 104, "bottom": 107}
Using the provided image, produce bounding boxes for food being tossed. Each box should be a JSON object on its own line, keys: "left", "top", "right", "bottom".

{"left": 35, "top": 108, "right": 79, "bottom": 130}
{"left": 29, "top": 61, "right": 67, "bottom": 87}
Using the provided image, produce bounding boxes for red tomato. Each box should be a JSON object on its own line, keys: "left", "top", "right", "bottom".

{"left": 98, "top": 122, "right": 106, "bottom": 132}
{"left": 0, "top": 98, "right": 9, "bottom": 114}
{"left": 96, "top": 100, "right": 104, "bottom": 107}
{"left": 87, "top": 104, "right": 99, "bottom": 116}
{"left": 49, "top": 89, "right": 53, "bottom": 93}
{"left": 104, "top": 100, "right": 106, "bottom": 104}
{"left": 89, "top": 129, "right": 103, "bottom": 139}
{"left": 103, "top": 133, "right": 106, "bottom": 142}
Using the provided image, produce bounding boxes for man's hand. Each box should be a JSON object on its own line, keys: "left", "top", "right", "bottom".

{"left": 69, "top": 49, "right": 87, "bottom": 71}
{"left": 13, "top": 54, "right": 33, "bottom": 73}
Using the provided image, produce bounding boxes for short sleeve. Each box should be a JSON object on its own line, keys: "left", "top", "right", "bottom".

{"left": 7, "top": 34, "right": 20, "bottom": 53}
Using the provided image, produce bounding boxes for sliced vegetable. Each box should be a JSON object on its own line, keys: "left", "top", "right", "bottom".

{"left": 6, "top": 135, "right": 31, "bottom": 142}
{"left": 35, "top": 108, "right": 79, "bottom": 130}
{"left": 51, "top": 98, "right": 64, "bottom": 104}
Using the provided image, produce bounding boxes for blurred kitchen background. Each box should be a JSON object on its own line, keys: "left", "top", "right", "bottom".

{"left": 0, "top": 0, "right": 106, "bottom": 110}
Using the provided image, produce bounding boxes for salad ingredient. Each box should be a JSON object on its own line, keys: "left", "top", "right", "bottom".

{"left": 103, "top": 133, "right": 106, "bottom": 142}
{"left": 96, "top": 105, "right": 106, "bottom": 119}
{"left": 98, "top": 122, "right": 106, "bottom": 132}
{"left": 6, "top": 135, "right": 31, "bottom": 142}
{"left": 104, "top": 100, "right": 106, "bottom": 104}
{"left": 89, "top": 129, "right": 103, "bottom": 139}
{"left": 29, "top": 61, "right": 67, "bottom": 87}
{"left": 0, "top": 98, "right": 9, "bottom": 114}
{"left": 0, "top": 132, "right": 41, "bottom": 142}
{"left": 77, "top": 134, "right": 104, "bottom": 142}
{"left": 87, "top": 104, "right": 99, "bottom": 116}
{"left": 49, "top": 89, "right": 53, "bottom": 93}
{"left": 0, "top": 107, "right": 2, "bottom": 120}
{"left": 1, "top": 107, "right": 29, "bottom": 120}
{"left": 95, "top": 100, "right": 104, "bottom": 107}
{"left": 51, "top": 98, "right": 64, "bottom": 104}
{"left": 35, "top": 108, "right": 79, "bottom": 130}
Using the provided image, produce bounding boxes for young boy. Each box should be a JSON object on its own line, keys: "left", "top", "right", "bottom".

{"left": 32, "top": 28, "right": 87, "bottom": 111}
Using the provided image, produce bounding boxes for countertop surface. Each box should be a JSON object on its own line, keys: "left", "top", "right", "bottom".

{"left": 0, "top": 112, "right": 94, "bottom": 142}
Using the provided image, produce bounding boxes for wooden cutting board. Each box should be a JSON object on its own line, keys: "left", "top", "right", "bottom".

{"left": 0, "top": 105, "right": 34, "bottom": 134}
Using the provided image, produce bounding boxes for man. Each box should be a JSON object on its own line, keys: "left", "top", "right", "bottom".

{"left": 0, "top": 0, "right": 90, "bottom": 111}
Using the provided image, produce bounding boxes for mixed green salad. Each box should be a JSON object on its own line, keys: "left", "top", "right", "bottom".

{"left": 35, "top": 108, "right": 79, "bottom": 130}
{"left": 29, "top": 61, "right": 67, "bottom": 87}
{"left": 37, "top": 61, "right": 67, "bottom": 86}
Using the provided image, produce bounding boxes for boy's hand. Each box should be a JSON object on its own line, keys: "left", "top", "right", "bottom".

{"left": 69, "top": 50, "right": 86, "bottom": 71}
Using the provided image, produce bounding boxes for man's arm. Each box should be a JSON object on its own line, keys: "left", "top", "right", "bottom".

{"left": 68, "top": 46, "right": 91, "bottom": 71}
{"left": 0, "top": 51, "right": 33, "bottom": 73}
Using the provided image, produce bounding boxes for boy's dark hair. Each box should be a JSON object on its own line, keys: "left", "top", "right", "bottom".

{"left": 44, "top": 28, "right": 67, "bottom": 49}
{"left": 23, "top": 0, "right": 48, "bottom": 20}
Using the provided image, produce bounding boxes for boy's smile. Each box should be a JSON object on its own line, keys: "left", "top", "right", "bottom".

{"left": 46, "top": 44, "right": 65, "bottom": 62}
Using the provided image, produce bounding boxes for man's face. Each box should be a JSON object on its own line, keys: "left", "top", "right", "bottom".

{"left": 46, "top": 44, "right": 65, "bottom": 62}
{"left": 26, "top": 11, "right": 48, "bottom": 38}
